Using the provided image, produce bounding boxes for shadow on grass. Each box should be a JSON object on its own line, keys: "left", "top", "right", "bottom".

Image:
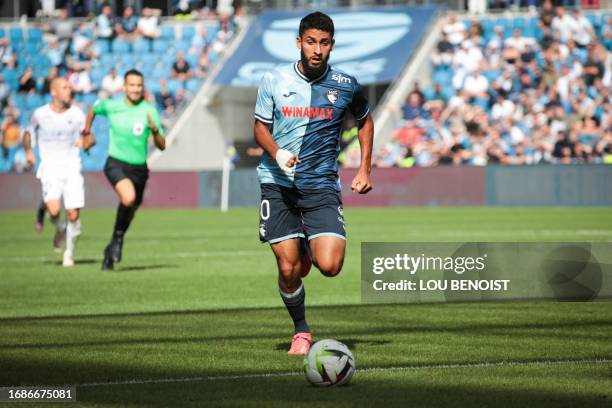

{"left": 114, "top": 264, "right": 178, "bottom": 272}
{"left": 44, "top": 258, "right": 99, "bottom": 266}
{"left": 75, "top": 377, "right": 611, "bottom": 408}
{"left": 2, "top": 317, "right": 610, "bottom": 351}
{"left": 1, "top": 356, "right": 610, "bottom": 408}
{"left": 275, "top": 339, "right": 392, "bottom": 351}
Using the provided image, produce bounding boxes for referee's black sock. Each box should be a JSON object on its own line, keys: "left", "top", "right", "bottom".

{"left": 280, "top": 283, "right": 310, "bottom": 333}
{"left": 112, "top": 204, "right": 135, "bottom": 240}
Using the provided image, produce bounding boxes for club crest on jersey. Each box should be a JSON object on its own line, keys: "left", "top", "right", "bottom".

{"left": 133, "top": 122, "right": 145, "bottom": 136}
{"left": 327, "top": 89, "right": 339, "bottom": 104}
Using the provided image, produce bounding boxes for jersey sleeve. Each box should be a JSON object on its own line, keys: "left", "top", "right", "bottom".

{"left": 150, "top": 107, "right": 165, "bottom": 136}
{"left": 28, "top": 110, "right": 39, "bottom": 146}
{"left": 92, "top": 99, "right": 108, "bottom": 116}
{"left": 349, "top": 81, "right": 370, "bottom": 121}
{"left": 254, "top": 72, "right": 274, "bottom": 124}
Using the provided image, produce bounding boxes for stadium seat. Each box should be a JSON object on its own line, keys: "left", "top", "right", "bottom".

{"left": 150, "top": 68, "right": 169, "bottom": 82}
{"left": 208, "top": 50, "right": 220, "bottom": 64}
{"left": 160, "top": 53, "right": 175, "bottom": 66}
{"left": 512, "top": 17, "right": 526, "bottom": 30}
{"left": 9, "top": 27, "right": 24, "bottom": 43}
{"left": 119, "top": 53, "right": 136, "bottom": 68}
{"left": 27, "top": 27, "right": 43, "bottom": 41}
{"left": 173, "top": 40, "right": 191, "bottom": 54}
{"left": 160, "top": 26, "right": 175, "bottom": 40}
{"left": 82, "top": 92, "right": 97, "bottom": 108}
{"left": 166, "top": 78, "right": 183, "bottom": 94}
{"left": 26, "top": 94, "right": 44, "bottom": 109}
{"left": 140, "top": 53, "right": 158, "bottom": 67}
{"left": 33, "top": 66, "right": 48, "bottom": 79}
{"left": 112, "top": 39, "right": 131, "bottom": 54}
{"left": 207, "top": 26, "right": 219, "bottom": 40}
{"left": 94, "top": 39, "right": 111, "bottom": 54}
{"left": 2, "top": 69, "right": 19, "bottom": 91}
{"left": 132, "top": 39, "right": 151, "bottom": 54}
{"left": 181, "top": 25, "right": 196, "bottom": 40}
{"left": 147, "top": 80, "right": 161, "bottom": 93}
{"left": 0, "top": 28, "right": 5, "bottom": 38}
{"left": 152, "top": 39, "right": 170, "bottom": 53}
{"left": 13, "top": 94, "right": 26, "bottom": 110}
{"left": 99, "top": 53, "right": 115, "bottom": 66}
{"left": 185, "top": 53, "right": 199, "bottom": 67}
{"left": 185, "top": 78, "right": 202, "bottom": 94}
{"left": 24, "top": 42, "right": 40, "bottom": 54}
{"left": 423, "top": 86, "right": 435, "bottom": 101}
{"left": 90, "top": 66, "right": 106, "bottom": 85}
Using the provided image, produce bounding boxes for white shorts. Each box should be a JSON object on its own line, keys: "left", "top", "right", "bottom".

{"left": 39, "top": 169, "right": 85, "bottom": 210}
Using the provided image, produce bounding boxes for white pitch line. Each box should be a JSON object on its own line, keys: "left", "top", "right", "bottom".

{"left": 74, "top": 358, "right": 612, "bottom": 388}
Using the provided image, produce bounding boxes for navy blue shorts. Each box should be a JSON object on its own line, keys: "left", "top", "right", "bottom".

{"left": 259, "top": 183, "right": 345, "bottom": 244}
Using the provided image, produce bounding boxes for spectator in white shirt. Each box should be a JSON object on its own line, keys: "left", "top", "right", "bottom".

{"left": 68, "top": 67, "right": 94, "bottom": 94}
{"left": 491, "top": 93, "right": 515, "bottom": 120}
{"left": 443, "top": 16, "right": 467, "bottom": 47}
{"left": 137, "top": 8, "right": 161, "bottom": 40}
{"left": 569, "top": 9, "right": 594, "bottom": 47}
{"left": 552, "top": 7, "right": 574, "bottom": 44}
{"left": 100, "top": 68, "right": 123, "bottom": 99}
{"left": 505, "top": 28, "right": 536, "bottom": 53}
{"left": 95, "top": 5, "right": 114, "bottom": 40}
{"left": 463, "top": 67, "right": 489, "bottom": 99}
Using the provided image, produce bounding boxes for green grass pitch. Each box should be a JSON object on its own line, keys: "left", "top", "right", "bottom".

{"left": 1, "top": 207, "right": 611, "bottom": 407}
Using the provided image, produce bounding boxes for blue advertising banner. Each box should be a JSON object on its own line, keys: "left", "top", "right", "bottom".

{"left": 215, "top": 7, "right": 439, "bottom": 87}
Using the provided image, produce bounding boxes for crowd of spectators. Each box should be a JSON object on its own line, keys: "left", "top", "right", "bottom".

{"left": 0, "top": 3, "right": 237, "bottom": 172}
{"left": 367, "top": 4, "right": 611, "bottom": 167}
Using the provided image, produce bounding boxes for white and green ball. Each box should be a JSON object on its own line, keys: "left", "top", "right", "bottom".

{"left": 303, "top": 339, "right": 355, "bottom": 386}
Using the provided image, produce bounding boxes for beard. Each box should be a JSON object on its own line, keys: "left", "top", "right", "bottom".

{"left": 300, "top": 50, "right": 329, "bottom": 79}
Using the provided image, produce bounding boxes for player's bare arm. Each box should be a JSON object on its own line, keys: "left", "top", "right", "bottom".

{"left": 75, "top": 131, "right": 96, "bottom": 152}
{"left": 147, "top": 113, "right": 165, "bottom": 150}
{"left": 351, "top": 112, "right": 373, "bottom": 194}
{"left": 22, "top": 130, "right": 36, "bottom": 169}
{"left": 254, "top": 119, "right": 300, "bottom": 173}
{"left": 83, "top": 105, "right": 96, "bottom": 135}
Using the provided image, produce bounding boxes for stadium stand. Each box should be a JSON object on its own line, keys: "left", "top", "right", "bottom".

{"left": 342, "top": 7, "right": 611, "bottom": 167}
{"left": 0, "top": 7, "right": 235, "bottom": 172}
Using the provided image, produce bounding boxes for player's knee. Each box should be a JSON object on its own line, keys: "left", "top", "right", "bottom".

{"left": 317, "top": 258, "right": 344, "bottom": 277}
{"left": 277, "top": 259, "right": 302, "bottom": 280}
{"left": 120, "top": 194, "right": 136, "bottom": 207}
{"left": 66, "top": 210, "right": 79, "bottom": 222}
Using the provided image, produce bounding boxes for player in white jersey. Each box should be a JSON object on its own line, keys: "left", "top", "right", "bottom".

{"left": 23, "top": 77, "right": 95, "bottom": 267}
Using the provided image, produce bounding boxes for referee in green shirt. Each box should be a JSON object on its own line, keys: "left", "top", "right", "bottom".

{"left": 83, "top": 69, "right": 165, "bottom": 271}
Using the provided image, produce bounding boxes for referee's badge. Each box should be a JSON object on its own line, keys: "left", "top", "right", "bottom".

{"left": 133, "top": 122, "right": 145, "bottom": 136}
{"left": 327, "top": 89, "right": 339, "bottom": 104}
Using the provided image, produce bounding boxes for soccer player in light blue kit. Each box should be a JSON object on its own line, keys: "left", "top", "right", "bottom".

{"left": 254, "top": 12, "right": 374, "bottom": 355}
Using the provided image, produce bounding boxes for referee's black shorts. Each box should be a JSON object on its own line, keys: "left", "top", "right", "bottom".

{"left": 104, "top": 156, "right": 149, "bottom": 206}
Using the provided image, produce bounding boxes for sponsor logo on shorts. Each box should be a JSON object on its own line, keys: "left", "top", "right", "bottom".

{"left": 259, "top": 223, "right": 267, "bottom": 238}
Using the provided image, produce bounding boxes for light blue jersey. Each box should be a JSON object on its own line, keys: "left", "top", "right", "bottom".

{"left": 254, "top": 62, "right": 369, "bottom": 191}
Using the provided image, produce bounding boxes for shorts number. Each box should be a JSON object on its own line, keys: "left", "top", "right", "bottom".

{"left": 260, "top": 199, "right": 270, "bottom": 221}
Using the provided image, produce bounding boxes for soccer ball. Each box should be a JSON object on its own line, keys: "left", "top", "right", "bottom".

{"left": 303, "top": 339, "right": 355, "bottom": 386}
